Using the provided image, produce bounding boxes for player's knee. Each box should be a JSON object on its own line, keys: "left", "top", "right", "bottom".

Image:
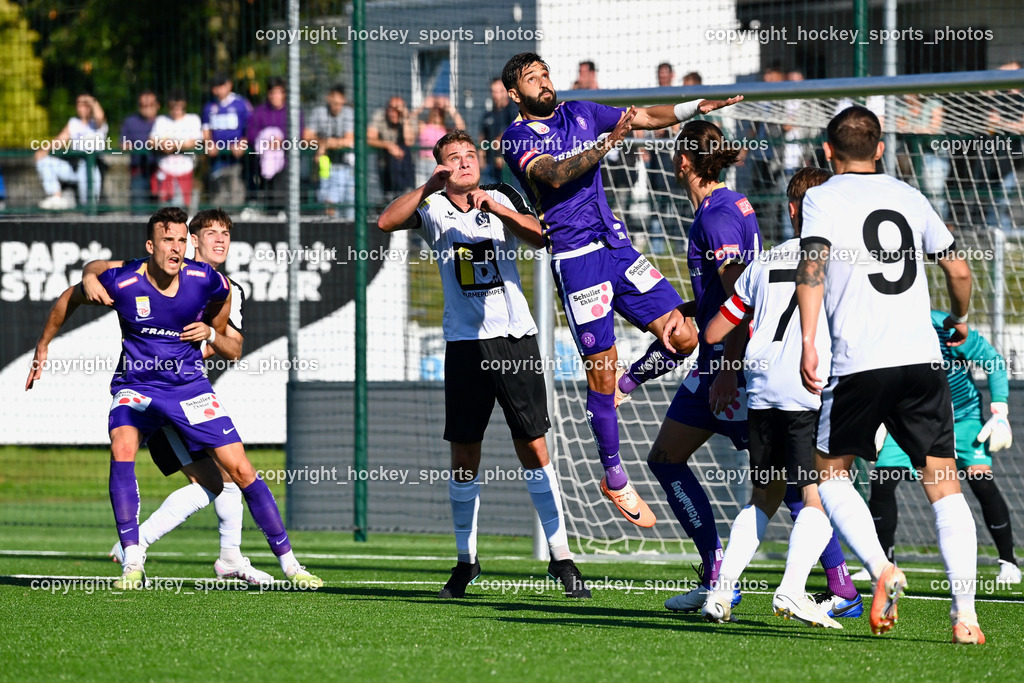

{"left": 109, "top": 442, "right": 138, "bottom": 462}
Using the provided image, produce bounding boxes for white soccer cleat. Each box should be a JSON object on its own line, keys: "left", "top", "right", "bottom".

{"left": 996, "top": 560, "right": 1022, "bottom": 585}
{"left": 283, "top": 563, "right": 324, "bottom": 589}
{"left": 114, "top": 560, "right": 148, "bottom": 590}
{"left": 215, "top": 557, "right": 275, "bottom": 586}
{"left": 109, "top": 540, "right": 124, "bottom": 564}
{"left": 850, "top": 567, "right": 871, "bottom": 582}
{"left": 773, "top": 591, "right": 843, "bottom": 629}
{"left": 665, "top": 584, "right": 710, "bottom": 612}
{"left": 701, "top": 590, "right": 736, "bottom": 623}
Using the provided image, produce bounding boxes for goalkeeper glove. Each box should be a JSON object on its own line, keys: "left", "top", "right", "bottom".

{"left": 977, "top": 402, "right": 1012, "bottom": 452}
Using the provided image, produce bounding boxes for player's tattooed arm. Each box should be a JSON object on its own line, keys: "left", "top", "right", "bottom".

{"left": 795, "top": 240, "right": 829, "bottom": 394}
{"left": 937, "top": 252, "right": 973, "bottom": 346}
{"left": 26, "top": 284, "right": 91, "bottom": 390}
{"left": 528, "top": 107, "right": 636, "bottom": 189}
{"left": 81, "top": 259, "right": 124, "bottom": 306}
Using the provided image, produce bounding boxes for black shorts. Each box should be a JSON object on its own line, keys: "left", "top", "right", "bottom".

{"left": 816, "top": 363, "right": 955, "bottom": 466}
{"left": 748, "top": 408, "right": 817, "bottom": 489}
{"left": 443, "top": 334, "right": 550, "bottom": 443}
{"left": 146, "top": 425, "right": 211, "bottom": 476}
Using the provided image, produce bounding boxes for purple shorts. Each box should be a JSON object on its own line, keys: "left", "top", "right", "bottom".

{"left": 551, "top": 242, "right": 683, "bottom": 355}
{"left": 665, "top": 365, "right": 749, "bottom": 450}
{"left": 108, "top": 381, "right": 241, "bottom": 452}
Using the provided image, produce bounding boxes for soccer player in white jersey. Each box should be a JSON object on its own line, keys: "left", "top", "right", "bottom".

{"left": 378, "top": 130, "right": 591, "bottom": 599}
{"left": 795, "top": 106, "right": 983, "bottom": 643}
{"left": 83, "top": 209, "right": 272, "bottom": 585}
{"left": 698, "top": 168, "right": 860, "bottom": 628}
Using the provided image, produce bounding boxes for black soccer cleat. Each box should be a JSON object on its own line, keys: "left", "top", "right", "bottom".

{"left": 547, "top": 558, "right": 592, "bottom": 599}
{"left": 438, "top": 560, "right": 481, "bottom": 598}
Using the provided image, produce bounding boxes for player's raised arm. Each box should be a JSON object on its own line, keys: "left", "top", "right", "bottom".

{"left": 466, "top": 188, "right": 545, "bottom": 249}
{"left": 795, "top": 240, "right": 828, "bottom": 394}
{"left": 528, "top": 107, "right": 635, "bottom": 189}
{"left": 937, "top": 252, "right": 972, "bottom": 346}
{"left": 631, "top": 96, "right": 744, "bottom": 130}
{"left": 377, "top": 166, "right": 451, "bottom": 232}
{"left": 26, "top": 283, "right": 94, "bottom": 390}
{"left": 81, "top": 259, "right": 124, "bottom": 305}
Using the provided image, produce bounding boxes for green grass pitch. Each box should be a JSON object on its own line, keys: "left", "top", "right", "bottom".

{"left": 1, "top": 447, "right": 1022, "bottom": 679}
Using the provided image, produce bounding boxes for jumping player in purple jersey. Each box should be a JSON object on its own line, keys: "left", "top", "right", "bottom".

{"left": 654, "top": 121, "right": 761, "bottom": 611}
{"left": 26, "top": 207, "right": 322, "bottom": 590}
{"left": 500, "top": 52, "right": 741, "bottom": 527}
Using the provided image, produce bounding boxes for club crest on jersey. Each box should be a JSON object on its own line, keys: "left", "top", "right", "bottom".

{"left": 735, "top": 198, "right": 755, "bottom": 216}
{"left": 568, "top": 281, "right": 613, "bottom": 324}
{"left": 526, "top": 121, "right": 550, "bottom": 135}
{"left": 475, "top": 212, "right": 490, "bottom": 227}
{"left": 135, "top": 296, "right": 151, "bottom": 318}
{"left": 576, "top": 116, "right": 588, "bottom": 130}
{"left": 117, "top": 276, "right": 138, "bottom": 289}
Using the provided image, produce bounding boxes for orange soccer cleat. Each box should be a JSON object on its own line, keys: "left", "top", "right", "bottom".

{"left": 600, "top": 477, "right": 656, "bottom": 528}
{"left": 869, "top": 563, "right": 907, "bottom": 635}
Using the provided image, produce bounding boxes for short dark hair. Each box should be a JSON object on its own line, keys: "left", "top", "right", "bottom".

{"left": 787, "top": 167, "right": 833, "bottom": 205}
{"left": 267, "top": 76, "right": 286, "bottom": 92}
{"left": 502, "top": 52, "right": 549, "bottom": 91}
{"left": 579, "top": 60, "right": 596, "bottom": 71}
{"left": 147, "top": 207, "right": 189, "bottom": 241}
{"left": 683, "top": 71, "right": 703, "bottom": 85}
{"left": 657, "top": 62, "right": 673, "bottom": 72}
{"left": 674, "top": 120, "right": 740, "bottom": 183}
{"left": 827, "top": 105, "right": 881, "bottom": 162}
{"left": 167, "top": 88, "right": 186, "bottom": 103}
{"left": 210, "top": 72, "right": 230, "bottom": 89}
{"left": 329, "top": 84, "right": 345, "bottom": 97}
{"left": 433, "top": 129, "right": 476, "bottom": 164}
{"left": 189, "top": 208, "right": 233, "bottom": 235}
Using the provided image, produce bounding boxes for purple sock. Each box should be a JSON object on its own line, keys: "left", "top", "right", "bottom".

{"left": 586, "top": 389, "right": 627, "bottom": 490}
{"left": 621, "top": 341, "right": 687, "bottom": 393}
{"left": 648, "top": 461, "right": 722, "bottom": 586}
{"left": 784, "top": 485, "right": 855, "bottom": 598}
{"left": 109, "top": 461, "right": 140, "bottom": 547}
{"left": 241, "top": 477, "right": 291, "bottom": 556}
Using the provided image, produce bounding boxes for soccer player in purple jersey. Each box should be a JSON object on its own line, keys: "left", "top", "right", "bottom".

{"left": 500, "top": 52, "right": 741, "bottom": 527}
{"left": 654, "top": 121, "right": 762, "bottom": 611}
{"left": 26, "top": 207, "right": 321, "bottom": 590}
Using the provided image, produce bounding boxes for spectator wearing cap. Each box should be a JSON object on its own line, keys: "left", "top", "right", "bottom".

{"left": 202, "top": 72, "right": 253, "bottom": 208}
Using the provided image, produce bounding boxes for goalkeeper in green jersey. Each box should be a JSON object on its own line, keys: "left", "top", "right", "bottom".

{"left": 864, "top": 310, "right": 1018, "bottom": 584}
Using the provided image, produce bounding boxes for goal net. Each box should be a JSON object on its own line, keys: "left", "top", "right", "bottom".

{"left": 550, "top": 71, "right": 1024, "bottom": 560}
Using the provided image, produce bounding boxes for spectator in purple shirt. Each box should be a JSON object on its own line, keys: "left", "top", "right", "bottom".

{"left": 202, "top": 72, "right": 253, "bottom": 208}
{"left": 120, "top": 90, "right": 160, "bottom": 213}
{"left": 246, "top": 77, "right": 313, "bottom": 212}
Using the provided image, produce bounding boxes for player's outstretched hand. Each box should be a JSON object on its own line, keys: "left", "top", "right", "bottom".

{"left": 466, "top": 189, "right": 496, "bottom": 213}
{"left": 82, "top": 273, "right": 114, "bottom": 306}
{"left": 800, "top": 343, "right": 822, "bottom": 395}
{"left": 942, "top": 315, "right": 969, "bottom": 347}
{"left": 26, "top": 344, "right": 47, "bottom": 391}
{"left": 698, "top": 95, "right": 744, "bottom": 114}
{"left": 181, "top": 322, "right": 211, "bottom": 344}
{"left": 709, "top": 369, "right": 738, "bottom": 415}
{"left": 606, "top": 106, "right": 637, "bottom": 148}
{"left": 424, "top": 166, "right": 452, "bottom": 194}
{"left": 660, "top": 307, "right": 686, "bottom": 353}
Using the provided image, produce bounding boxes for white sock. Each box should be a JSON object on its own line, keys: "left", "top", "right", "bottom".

{"left": 449, "top": 476, "right": 480, "bottom": 564}
{"left": 933, "top": 493, "right": 978, "bottom": 618}
{"left": 279, "top": 549, "right": 298, "bottom": 573}
{"left": 778, "top": 506, "right": 834, "bottom": 595}
{"left": 214, "top": 482, "right": 244, "bottom": 563}
{"left": 138, "top": 483, "right": 216, "bottom": 549}
{"left": 819, "top": 477, "right": 889, "bottom": 580}
{"left": 718, "top": 505, "right": 769, "bottom": 591}
{"left": 123, "top": 542, "right": 145, "bottom": 566}
{"left": 524, "top": 463, "right": 573, "bottom": 561}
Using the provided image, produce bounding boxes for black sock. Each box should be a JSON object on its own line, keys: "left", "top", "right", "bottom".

{"left": 869, "top": 467, "right": 909, "bottom": 564}
{"left": 967, "top": 471, "right": 1017, "bottom": 565}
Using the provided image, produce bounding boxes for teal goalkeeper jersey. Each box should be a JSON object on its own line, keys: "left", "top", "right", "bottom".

{"left": 932, "top": 309, "right": 1009, "bottom": 421}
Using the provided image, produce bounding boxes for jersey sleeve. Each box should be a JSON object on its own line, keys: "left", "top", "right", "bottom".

{"left": 95, "top": 266, "right": 120, "bottom": 303}
{"left": 501, "top": 123, "right": 550, "bottom": 178}
{"left": 720, "top": 263, "right": 756, "bottom": 324}
{"left": 228, "top": 278, "right": 245, "bottom": 334}
{"left": 920, "top": 195, "right": 955, "bottom": 256}
{"left": 414, "top": 195, "right": 437, "bottom": 247}
{"left": 955, "top": 327, "right": 1009, "bottom": 403}
{"left": 204, "top": 263, "right": 230, "bottom": 302}
{"left": 799, "top": 187, "right": 833, "bottom": 248}
{"left": 706, "top": 207, "right": 751, "bottom": 274}
{"left": 576, "top": 101, "right": 625, "bottom": 134}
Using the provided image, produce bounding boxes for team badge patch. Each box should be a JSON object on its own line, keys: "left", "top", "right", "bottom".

{"left": 624, "top": 255, "right": 664, "bottom": 293}
{"left": 526, "top": 121, "right": 550, "bottom": 135}
{"left": 475, "top": 212, "right": 490, "bottom": 227}
{"left": 179, "top": 393, "right": 229, "bottom": 426}
{"left": 735, "top": 198, "right": 755, "bottom": 216}
{"left": 135, "top": 296, "right": 151, "bottom": 318}
{"left": 568, "top": 281, "right": 613, "bottom": 324}
{"left": 110, "top": 389, "right": 152, "bottom": 413}
{"left": 576, "top": 116, "right": 588, "bottom": 130}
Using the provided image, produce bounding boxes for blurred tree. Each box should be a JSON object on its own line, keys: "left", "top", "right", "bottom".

{"left": 0, "top": 0, "right": 48, "bottom": 145}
